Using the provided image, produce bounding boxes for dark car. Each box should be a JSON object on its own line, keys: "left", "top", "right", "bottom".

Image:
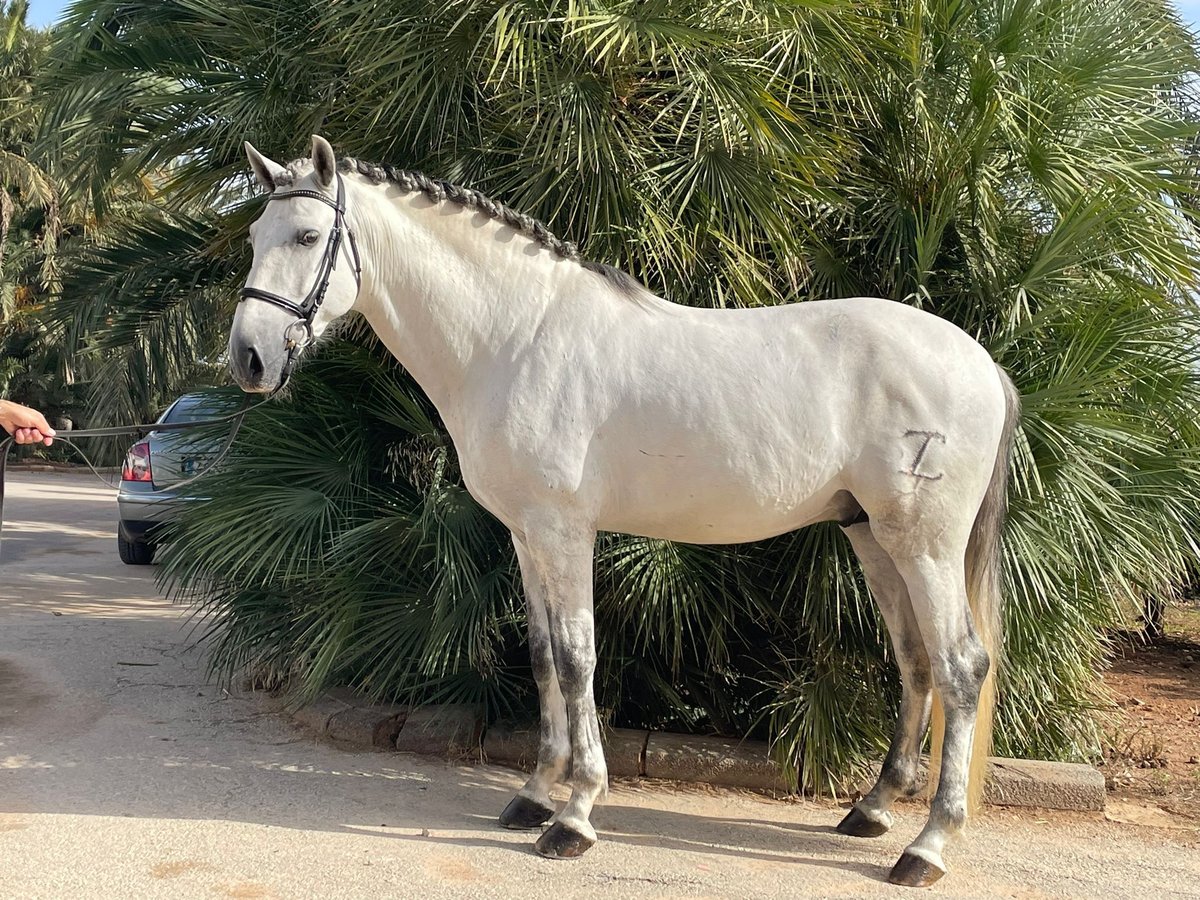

{"left": 116, "top": 392, "right": 237, "bottom": 564}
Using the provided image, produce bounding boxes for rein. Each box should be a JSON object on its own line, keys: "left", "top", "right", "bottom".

{"left": 239, "top": 173, "right": 361, "bottom": 384}
{"left": 0, "top": 393, "right": 274, "bottom": 557}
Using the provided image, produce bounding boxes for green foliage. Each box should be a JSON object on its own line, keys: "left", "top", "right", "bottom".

{"left": 50, "top": 207, "right": 236, "bottom": 425}
{"left": 0, "top": 1, "right": 95, "bottom": 455}
{"left": 163, "top": 342, "right": 528, "bottom": 711}
{"left": 38, "top": 0, "right": 1200, "bottom": 792}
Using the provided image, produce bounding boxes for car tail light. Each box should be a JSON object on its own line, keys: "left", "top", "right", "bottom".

{"left": 122, "top": 441, "right": 153, "bottom": 482}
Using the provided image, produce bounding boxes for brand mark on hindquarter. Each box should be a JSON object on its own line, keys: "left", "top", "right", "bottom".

{"left": 902, "top": 430, "right": 946, "bottom": 481}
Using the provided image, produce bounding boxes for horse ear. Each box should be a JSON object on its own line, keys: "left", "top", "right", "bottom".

{"left": 311, "top": 135, "right": 337, "bottom": 189}
{"left": 244, "top": 142, "right": 286, "bottom": 190}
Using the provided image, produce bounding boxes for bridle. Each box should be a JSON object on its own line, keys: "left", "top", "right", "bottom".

{"left": 238, "top": 172, "right": 362, "bottom": 386}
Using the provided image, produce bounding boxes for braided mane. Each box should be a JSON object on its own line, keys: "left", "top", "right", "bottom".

{"left": 275, "top": 157, "right": 644, "bottom": 297}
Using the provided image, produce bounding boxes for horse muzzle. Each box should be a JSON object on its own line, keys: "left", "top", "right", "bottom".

{"left": 229, "top": 332, "right": 286, "bottom": 393}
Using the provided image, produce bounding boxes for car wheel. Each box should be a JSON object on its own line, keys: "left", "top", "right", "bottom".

{"left": 117, "top": 531, "right": 155, "bottom": 565}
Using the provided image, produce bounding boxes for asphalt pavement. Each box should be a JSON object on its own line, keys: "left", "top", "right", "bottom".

{"left": 1, "top": 470, "right": 1197, "bottom": 899}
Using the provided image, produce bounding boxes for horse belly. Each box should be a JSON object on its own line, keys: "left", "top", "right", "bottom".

{"left": 593, "top": 446, "right": 844, "bottom": 544}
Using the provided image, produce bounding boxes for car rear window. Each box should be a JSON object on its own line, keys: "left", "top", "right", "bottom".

{"left": 160, "top": 395, "right": 238, "bottom": 425}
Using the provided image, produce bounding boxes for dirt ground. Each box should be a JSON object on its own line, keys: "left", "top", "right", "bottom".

{"left": 1099, "top": 603, "right": 1200, "bottom": 823}
{"left": 3, "top": 470, "right": 1200, "bottom": 897}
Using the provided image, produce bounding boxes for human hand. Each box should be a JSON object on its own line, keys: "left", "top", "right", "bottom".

{"left": 0, "top": 400, "right": 56, "bottom": 446}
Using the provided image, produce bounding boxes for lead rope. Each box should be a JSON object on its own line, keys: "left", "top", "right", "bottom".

{"left": 0, "top": 393, "right": 275, "bottom": 558}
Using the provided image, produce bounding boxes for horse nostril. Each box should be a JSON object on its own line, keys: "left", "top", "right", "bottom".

{"left": 247, "top": 346, "right": 264, "bottom": 379}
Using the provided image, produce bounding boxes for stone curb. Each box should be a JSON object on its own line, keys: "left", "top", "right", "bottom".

{"left": 288, "top": 694, "right": 1105, "bottom": 812}
{"left": 645, "top": 732, "right": 788, "bottom": 792}
{"left": 482, "top": 720, "right": 649, "bottom": 777}
{"left": 395, "top": 703, "right": 481, "bottom": 755}
{"left": 983, "top": 757, "right": 1105, "bottom": 811}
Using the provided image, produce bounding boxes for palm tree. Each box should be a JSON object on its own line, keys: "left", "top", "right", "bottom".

{"left": 0, "top": 1, "right": 92, "bottom": 432}
{"left": 36, "top": 0, "right": 1200, "bottom": 790}
{"left": 0, "top": 2, "right": 54, "bottom": 271}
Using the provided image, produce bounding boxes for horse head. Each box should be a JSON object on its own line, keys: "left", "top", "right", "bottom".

{"left": 230, "top": 135, "right": 361, "bottom": 393}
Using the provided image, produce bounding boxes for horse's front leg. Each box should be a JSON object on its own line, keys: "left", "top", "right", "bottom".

{"left": 512, "top": 518, "right": 605, "bottom": 858}
{"left": 499, "top": 535, "right": 570, "bottom": 829}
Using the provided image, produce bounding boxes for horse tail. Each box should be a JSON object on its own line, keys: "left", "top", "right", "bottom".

{"left": 962, "top": 365, "right": 1019, "bottom": 812}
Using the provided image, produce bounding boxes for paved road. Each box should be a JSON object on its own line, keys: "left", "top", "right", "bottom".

{"left": 1, "top": 471, "right": 1197, "bottom": 899}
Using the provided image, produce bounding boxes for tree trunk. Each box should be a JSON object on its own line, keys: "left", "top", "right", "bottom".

{"left": 0, "top": 188, "right": 12, "bottom": 275}
{"left": 1144, "top": 595, "right": 1166, "bottom": 640}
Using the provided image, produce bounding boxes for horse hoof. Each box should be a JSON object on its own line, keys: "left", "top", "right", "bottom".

{"left": 836, "top": 807, "right": 890, "bottom": 838}
{"left": 534, "top": 822, "right": 595, "bottom": 859}
{"left": 887, "top": 851, "right": 946, "bottom": 888}
{"left": 499, "top": 795, "right": 556, "bottom": 830}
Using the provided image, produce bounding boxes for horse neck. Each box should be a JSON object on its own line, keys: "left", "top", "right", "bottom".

{"left": 348, "top": 180, "right": 577, "bottom": 429}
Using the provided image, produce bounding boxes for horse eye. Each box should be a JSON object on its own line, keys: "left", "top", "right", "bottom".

{"left": 299, "top": 229, "right": 320, "bottom": 246}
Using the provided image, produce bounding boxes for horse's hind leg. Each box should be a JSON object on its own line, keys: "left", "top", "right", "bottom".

{"left": 837, "top": 522, "right": 933, "bottom": 838}
{"left": 885, "top": 549, "right": 990, "bottom": 888}
{"left": 499, "top": 535, "right": 570, "bottom": 830}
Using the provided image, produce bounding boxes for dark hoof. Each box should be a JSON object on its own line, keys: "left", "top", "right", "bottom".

{"left": 534, "top": 822, "right": 595, "bottom": 859}
{"left": 888, "top": 852, "right": 946, "bottom": 888}
{"left": 836, "top": 807, "right": 890, "bottom": 838}
{"left": 499, "top": 795, "right": 556, "bottom": 830}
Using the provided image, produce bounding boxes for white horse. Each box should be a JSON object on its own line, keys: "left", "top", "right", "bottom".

{"left": 230, "top": 136, "right": 1019, "bottom": 888}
